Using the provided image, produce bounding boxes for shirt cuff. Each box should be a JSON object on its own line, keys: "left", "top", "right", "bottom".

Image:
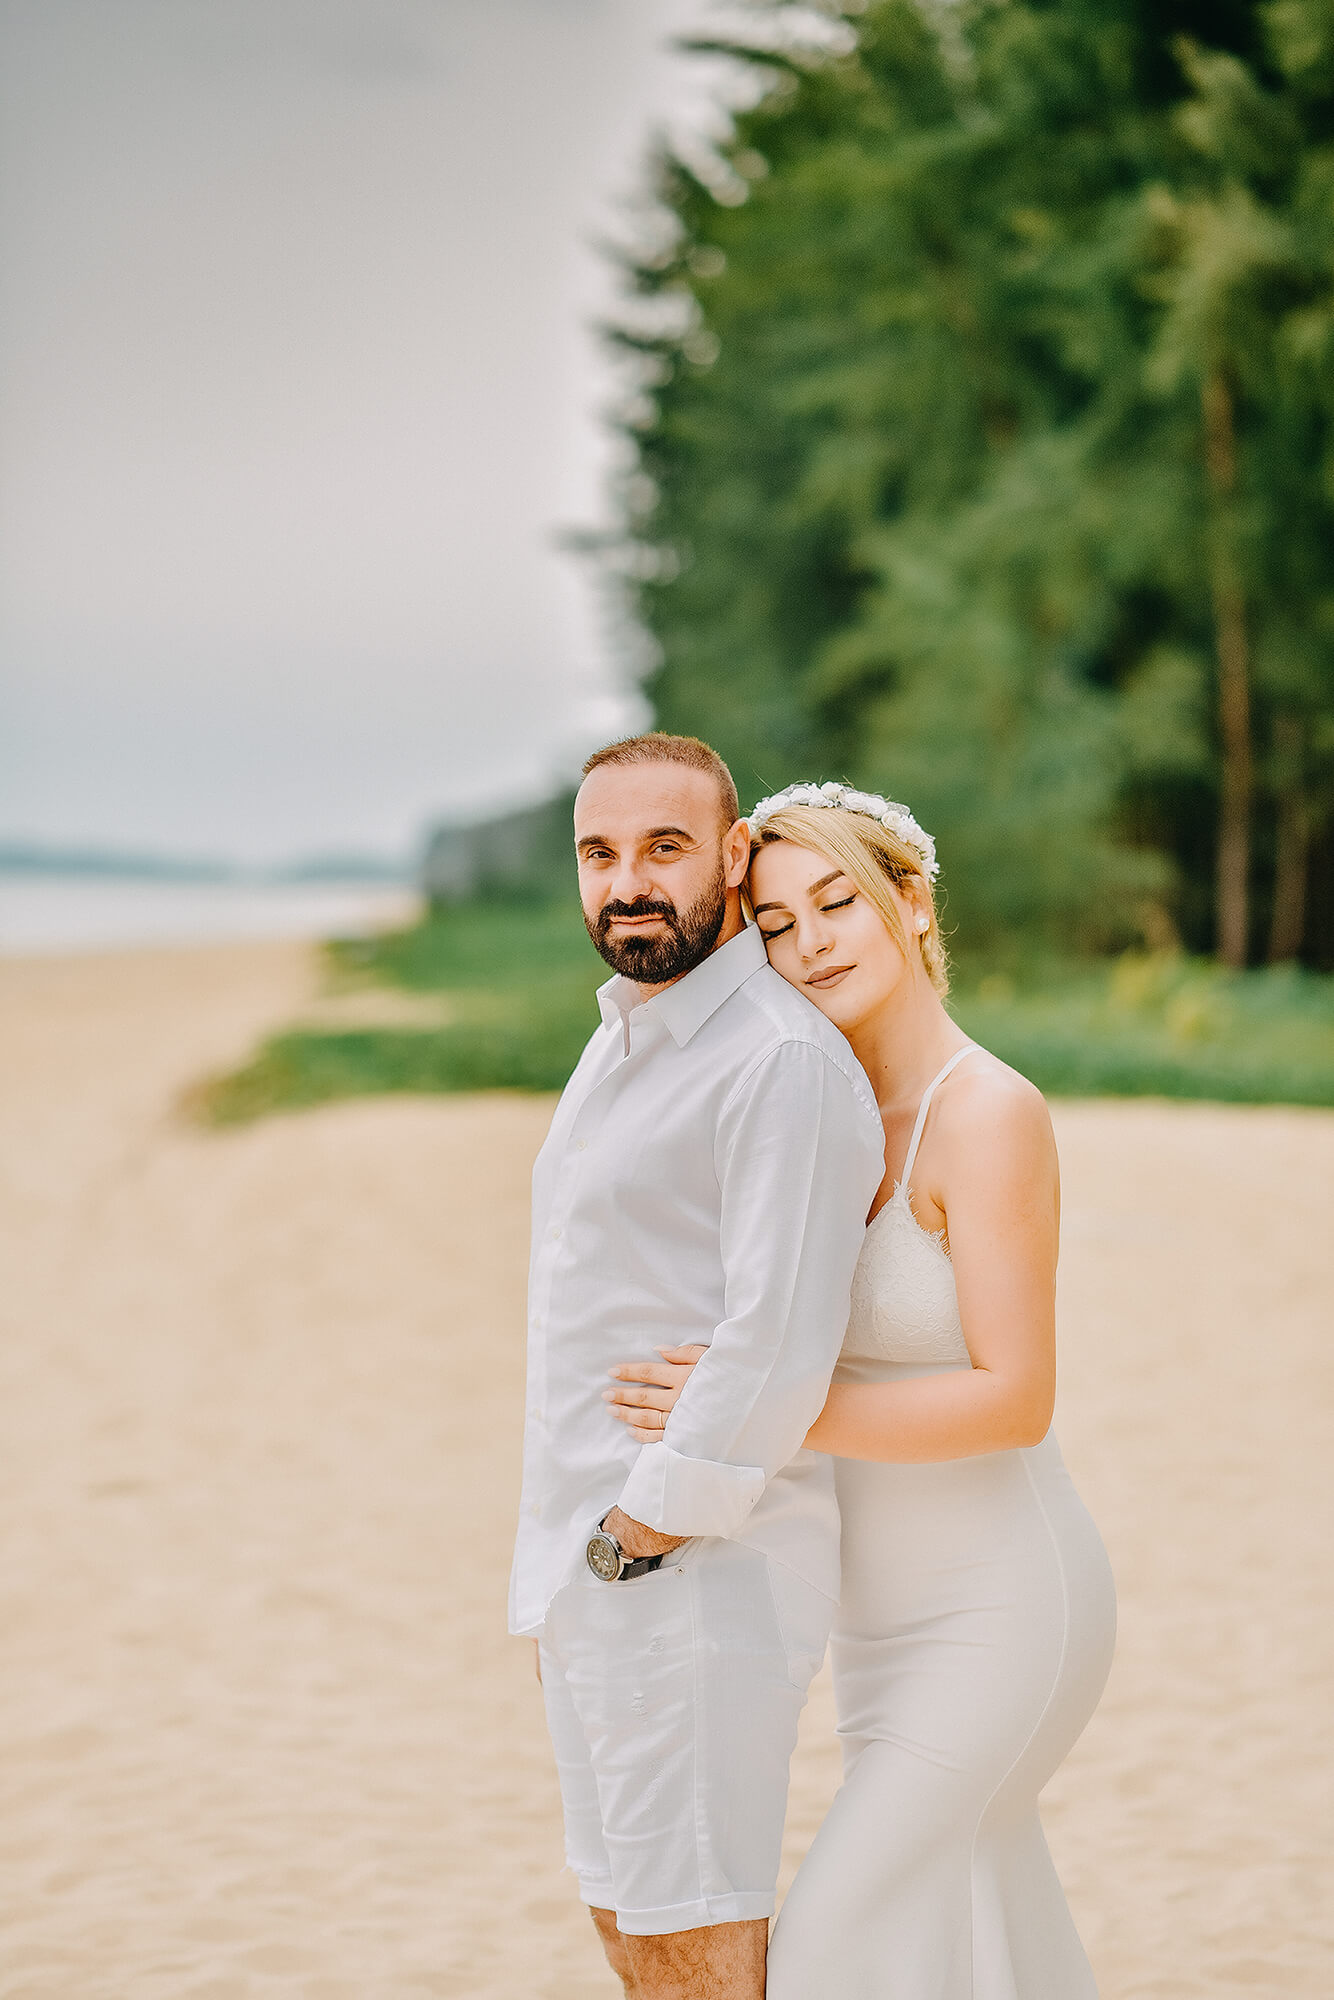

{"left": 616, "top": 1441, "right": 766, "bottom": 1539}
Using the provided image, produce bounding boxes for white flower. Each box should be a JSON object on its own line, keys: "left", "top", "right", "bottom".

{"left": 746, "top": 780, "right": 939, "bottom": 878}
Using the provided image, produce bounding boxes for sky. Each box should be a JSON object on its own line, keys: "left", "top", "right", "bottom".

{"left": 0, "top": 0, "right": 746, "bottom": 865}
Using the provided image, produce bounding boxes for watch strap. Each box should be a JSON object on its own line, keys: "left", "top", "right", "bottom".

{"left": 617, "top": 1550, "right": 667, "bottom": 1581}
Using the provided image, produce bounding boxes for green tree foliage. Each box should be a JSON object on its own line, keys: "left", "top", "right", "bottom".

{"left": 612, "top": 0, "right": 1334, "bottom": 966}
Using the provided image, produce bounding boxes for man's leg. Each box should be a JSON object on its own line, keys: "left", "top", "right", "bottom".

{"left": 624, "top": 1917, "right": 767, "bottom": 2000}
{"left": 555, "top": 1546, "right": 830, "bottom": 1993}
{"left": 590, "top": 1907, "right": 637, "bottom": 1995}
{"left": 536, "top": 1634, "right": 628, "bottom": 1987}
{"left": 589, "top": 1909, "right": 767, "bottom": 2000}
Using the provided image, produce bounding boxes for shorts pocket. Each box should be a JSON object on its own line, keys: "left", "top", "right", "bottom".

{"left": 607, "top": 1535, "right": 707, "bottom": 1589}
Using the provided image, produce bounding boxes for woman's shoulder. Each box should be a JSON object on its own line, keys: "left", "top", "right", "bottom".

{"left": 933, "top": 1047, "right": 1055, "bottom": 1168}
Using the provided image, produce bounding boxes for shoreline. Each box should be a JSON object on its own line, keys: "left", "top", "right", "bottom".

{"left": 0, "top": 876, "right": 419, "bottom": 959}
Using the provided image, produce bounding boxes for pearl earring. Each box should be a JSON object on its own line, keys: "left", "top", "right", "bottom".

{"left": 916, "top": 915, "right": 929, "bottom": 933}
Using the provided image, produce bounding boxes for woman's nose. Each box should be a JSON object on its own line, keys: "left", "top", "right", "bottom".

{"left": 800, "top": 925, "right": 834, "bottom": 962}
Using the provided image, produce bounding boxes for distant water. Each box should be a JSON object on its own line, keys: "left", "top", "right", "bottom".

{"left": 0, "top": 873, "right": 420, "bottom": 955}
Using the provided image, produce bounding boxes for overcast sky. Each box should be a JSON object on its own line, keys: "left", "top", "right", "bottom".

{"left": 0, "top": 0, "right": 738, "bottom": 863}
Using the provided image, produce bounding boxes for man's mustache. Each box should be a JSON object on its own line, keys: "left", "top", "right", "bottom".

{"left": 598, "top": 898, "right": 678, "bottom": 926}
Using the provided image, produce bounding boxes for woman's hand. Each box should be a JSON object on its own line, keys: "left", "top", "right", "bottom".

{"left": 603, "top": 1345, "right": 707, "bottom": 1444}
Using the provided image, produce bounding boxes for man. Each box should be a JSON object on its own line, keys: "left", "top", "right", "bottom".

{"left": 509, "top": 733, "right": 884, "bottom": 2000}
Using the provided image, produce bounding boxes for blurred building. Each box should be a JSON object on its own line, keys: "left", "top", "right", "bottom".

{"left": 420, "top": 796, "right": 576, "bottom": 906}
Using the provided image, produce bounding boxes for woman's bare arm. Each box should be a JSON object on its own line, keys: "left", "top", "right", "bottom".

{"left": 607, "top": 1064, "right": 1059, "bottom": 1464}
{"left": 810, "top": 1067, "right": 1058, "bottom": 1462}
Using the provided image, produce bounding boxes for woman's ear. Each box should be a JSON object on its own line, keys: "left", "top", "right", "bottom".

{"left": 900, "top": 879, "right": 932, "bottom": 939}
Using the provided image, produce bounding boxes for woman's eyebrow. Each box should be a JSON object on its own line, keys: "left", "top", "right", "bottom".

{"left": 753, "top": 869, "right": 844, "bottom": 915}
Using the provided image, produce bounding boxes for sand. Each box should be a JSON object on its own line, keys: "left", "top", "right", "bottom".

{"left": 0, "top": 940, "right": 1329, "bottom": 1999}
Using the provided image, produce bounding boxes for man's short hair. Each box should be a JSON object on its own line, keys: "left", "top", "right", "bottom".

{"left": 581, "top": 733, "right": 740, "bottom": 829}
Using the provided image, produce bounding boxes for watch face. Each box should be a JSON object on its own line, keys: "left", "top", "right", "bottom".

{"left": 586, "top": 1533, "right": 622, "bottom": 1582}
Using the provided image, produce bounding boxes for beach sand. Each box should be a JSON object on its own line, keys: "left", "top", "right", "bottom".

{"left": 0, "top": 941, "right": 1329, "bottom": 1999}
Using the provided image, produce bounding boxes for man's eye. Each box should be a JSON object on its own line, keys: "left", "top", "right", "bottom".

{"left": 821, "top": 896, "right": 855, "bottom": 912}
{"left": 651, "top": 843, "right": 681, "bottom": 856}
{"left": 758, "top": 922, "right": 794, "bottom": 941}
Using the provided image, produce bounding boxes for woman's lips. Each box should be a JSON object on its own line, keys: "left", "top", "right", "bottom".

{"left": 806, "top": 965, "right": 854, "bottom": 989}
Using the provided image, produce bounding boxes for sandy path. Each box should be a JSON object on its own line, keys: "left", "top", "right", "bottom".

{"left": 0, "top": 943, "right": 1329, "bottom": 1998}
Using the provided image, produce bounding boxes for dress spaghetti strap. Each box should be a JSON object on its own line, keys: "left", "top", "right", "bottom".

{"left": 899, "top": 1045, "right": 981, "bottom": 1187}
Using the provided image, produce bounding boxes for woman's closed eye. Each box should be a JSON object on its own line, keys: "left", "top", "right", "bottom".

{"left": 760, "top": 893, "right": 856, "bottom": 941}
{"left": 759, "top": 894, "right": 856, "bottom": 943}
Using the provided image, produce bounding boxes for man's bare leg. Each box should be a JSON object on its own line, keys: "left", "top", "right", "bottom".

{"left": 623, "top": 1917, "right": 767, "bottom": 2000}
{"left": 590, "top": 1908, "right": 636, "bottom": 1996}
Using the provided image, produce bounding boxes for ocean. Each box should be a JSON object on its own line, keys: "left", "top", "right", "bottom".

{"left": 0, "top": 874, "right": 420, "bottom": 955}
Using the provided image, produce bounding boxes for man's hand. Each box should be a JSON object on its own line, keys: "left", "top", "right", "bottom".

{"left": 602, "top": 1505, "right": 686, "bottom": 1560}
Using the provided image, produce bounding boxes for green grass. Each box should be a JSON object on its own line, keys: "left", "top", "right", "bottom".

{"left": 198, "top": 901, "right": 1334, "bottom": 1124}
{"left": 202, "top": 901, "right": 605, "bottom": 1123}
{"left": 327, "top": 895, "right": 600, "bottom": 995}
{"left": 952, "top": 954, "right": 1334, "bottom": 1107}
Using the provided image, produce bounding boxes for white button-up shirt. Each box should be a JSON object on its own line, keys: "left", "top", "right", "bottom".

{"left": 508, "top": 924, "right": 885, "bottom": 1637}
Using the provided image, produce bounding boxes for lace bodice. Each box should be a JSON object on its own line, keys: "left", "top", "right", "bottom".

{"left": 839, "top": 1046, "right": 979, "bottom": 1368}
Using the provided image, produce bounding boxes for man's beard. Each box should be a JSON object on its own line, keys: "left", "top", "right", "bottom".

{"left": 586, "top": 864, "right": 729, "bottom": 984}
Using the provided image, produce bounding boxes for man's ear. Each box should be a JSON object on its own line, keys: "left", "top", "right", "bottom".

{"left": 723, "top": 819, "right": 750, "bottom": 890}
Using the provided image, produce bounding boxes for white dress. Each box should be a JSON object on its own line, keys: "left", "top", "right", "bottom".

{"left": 768, "top": 1048, "right": 1117, "bottom": 1999}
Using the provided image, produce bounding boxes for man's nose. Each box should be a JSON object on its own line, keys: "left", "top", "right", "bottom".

{"left": 607, "top": 858, "right": 657, "bottom": 904}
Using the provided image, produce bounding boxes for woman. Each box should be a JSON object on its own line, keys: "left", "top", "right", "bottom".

{"left": 605, "top": 781, "right": 1116, "bottom": 1998}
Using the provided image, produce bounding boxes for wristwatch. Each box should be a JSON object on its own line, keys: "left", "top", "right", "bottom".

{"left": 585, "top": 1518, "right": 668, "bottom": 1583}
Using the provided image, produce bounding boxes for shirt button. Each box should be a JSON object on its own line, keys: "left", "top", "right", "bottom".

{"left": 575, "top": 1139, "right": 588, "bottom": 1152}
{"left": 549, "top": 1227, "right": 562, "bottom": 1241}
{"left": 530, "top": 1315, "right": 542, "bottom": 1330}
{"left": 529, "top": 1406, "right": 543, "bottom": 1421}
{"left": 528, "top": 1503, "right": 540, "bottom": 1518}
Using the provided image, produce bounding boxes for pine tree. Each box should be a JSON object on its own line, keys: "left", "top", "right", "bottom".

{"left": 611, "top": 0, "right": 1334, "bottom": 964}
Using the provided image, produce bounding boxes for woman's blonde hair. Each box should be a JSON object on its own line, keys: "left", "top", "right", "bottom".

{"left": 749, "top": 804, "right": 949, "bottom": 996}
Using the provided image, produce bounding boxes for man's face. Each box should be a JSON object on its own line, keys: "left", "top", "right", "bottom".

{"left": 574, "top": 762, "right": 735, "bottom": 987}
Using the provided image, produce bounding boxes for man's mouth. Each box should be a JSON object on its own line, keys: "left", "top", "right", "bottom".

{"left": 806, "top": 965, "right": 854, "bottom": 989}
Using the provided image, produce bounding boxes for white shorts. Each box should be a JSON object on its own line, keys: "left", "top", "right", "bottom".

{"left": 538, "top": 1535, "right": 832, "bottom": 1936}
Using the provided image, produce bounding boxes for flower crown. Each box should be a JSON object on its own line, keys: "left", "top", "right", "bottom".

{"left": 747, "top": 780, "right": 939, "bottom": 880}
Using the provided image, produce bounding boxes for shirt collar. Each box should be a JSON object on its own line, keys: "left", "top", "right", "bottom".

{"left": 596, "top": 924, "right": 766, "bottom": 1047}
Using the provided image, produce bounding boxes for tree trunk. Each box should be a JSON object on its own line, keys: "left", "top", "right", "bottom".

{"left": 1202, "top": 365, "right": 1253, "bottom": 969}
{"left": 1268, "top": 711, "right": 1309, "bottom": 963}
